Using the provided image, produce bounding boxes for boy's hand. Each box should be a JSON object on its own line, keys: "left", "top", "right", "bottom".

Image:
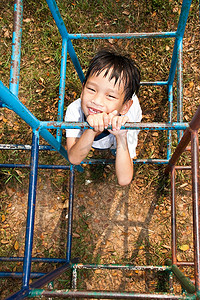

{"left": 108, "top": 114, "right": 129, "bottom": 136}
{"left": 87, "top": 110, "right": 118, "bottom": 132}
{"left": 87, "top": 110, "right": 128, "bottom": 135}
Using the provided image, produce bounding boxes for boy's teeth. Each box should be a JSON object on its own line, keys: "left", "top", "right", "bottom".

{"left": 89, "top": 108, "right": 101, "bottom": 113}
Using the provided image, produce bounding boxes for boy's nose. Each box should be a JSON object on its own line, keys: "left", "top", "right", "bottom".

{"left": 93, "top": 94, "right": 104, "bottom": 106}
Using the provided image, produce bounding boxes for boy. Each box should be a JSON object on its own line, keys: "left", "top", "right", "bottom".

{"left": 65, "top": 49, "right": 142, "bottom": 186}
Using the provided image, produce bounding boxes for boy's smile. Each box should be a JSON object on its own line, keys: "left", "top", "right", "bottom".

{"left": 81, "top": 69, "right": 129, "bottom": 118}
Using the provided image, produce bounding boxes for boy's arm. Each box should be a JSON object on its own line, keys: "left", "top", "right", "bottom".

{"left": 108, "top": 115, "right": 133, "bottom": 186}
{"left": 66, "top": 129, "right": 96, "bottom": 165}
{"left": 66, "top": 111, "right": 117, "bottom": 165}
{"left": 115, "top": 134, "right": 133, "bottom": 186}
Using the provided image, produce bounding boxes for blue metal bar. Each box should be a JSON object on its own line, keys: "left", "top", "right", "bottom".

{"left": 66, "top": 164, "right": 75, "bottom": 263}
{"left": 45, "top": 0, "right": 84, "bottom": 83}
{"left": 39, "top": 121, "right": 189, "bottom": 131}
{"left": 0, "top": 163, "right": 70, "bottom": 170}
{"left": 140, "top": 81, "right": 168, "bottom": 86}
{"left": 68, "top": 32, "right": 176, "bottom": 40}
{"left": 0, "top": 272, "right": 44, "bottom": 278}
{"left": 0, "top": 81, "right": 83, "bottom": 171}
{"left": 9, "top": 0, "right": 23, "bottom": 96}
{"left": 0, "top": 257, "right": 67, "bottom": 263}
{"left": 177, "top": 40, "right": 183, "bottom": 142}
{"left": 0, "top": 159, "right": 171, "bottom": 167}
{"left": 167, "top": 84, "right": 173, "bottom": 160}
{"left": 22, "top": 132, "right": 39, "bottom": 288}
{"left": 0, "top": 81, "right": 40, "bottom": 130}
{"left": 56, "top": 38, "right": 68, "bottom": 143}
{"left": 0, "top": 144, "right": 53, "bottom": 150}
{"left": 168, "top": 0, "right": 192, "bottom": 85}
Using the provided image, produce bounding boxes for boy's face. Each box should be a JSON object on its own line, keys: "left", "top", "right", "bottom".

{"left": 81, "top": 69, "right": 132, "bottom": 117}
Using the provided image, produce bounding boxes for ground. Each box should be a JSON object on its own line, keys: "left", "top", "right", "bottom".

{"left": 0, "top": 0, "right": 199, "bottom": 298}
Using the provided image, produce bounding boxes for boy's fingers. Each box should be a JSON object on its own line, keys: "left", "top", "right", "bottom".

{"left": 109, "top": 110, "right": 118, "bottom": 117}
{"left": 111, "top": 116, "right": 118, "bottom": 131}
{"left": 103, "top": 113, "right": 109, "bottom": 129}
{"left": 121, "top": 116, "right": 129, "bottom": 125}
{"left": 87, "top": 115, "right": 93, "bottom": 127}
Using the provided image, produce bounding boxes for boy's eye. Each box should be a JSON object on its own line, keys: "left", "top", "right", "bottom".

{"left": 108, "top": 94, "right": 116, "bottom": 99}
{"left": 87, "top": 87, "right": 95, "bottom": 92}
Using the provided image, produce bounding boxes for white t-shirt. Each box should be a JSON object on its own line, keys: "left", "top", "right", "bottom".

{"left": 65, "top": 95, "right": 142, "bottom": 158}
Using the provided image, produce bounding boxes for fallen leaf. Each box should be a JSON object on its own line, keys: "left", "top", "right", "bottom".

{"left": 1, "top": 240, "right": 9, "bottom": 244}
{"left": 14, "top": 241, "right": 19, "bottom": 250}
{"left": 1, "top": 215, "right": 6, "bottom": 222}
{"left": 73, "top": 233, "right": 80, "bottom": 238}
{"left": 122, "top": 10, "right": 130, "bottom": 15}
{"left": 189, "top": 81, "right": 194, "bottom": 88}
{"left": 179, "top": 244, "right": 189, "bottom": 251}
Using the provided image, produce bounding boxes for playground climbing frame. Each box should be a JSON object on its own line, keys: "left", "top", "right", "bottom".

{"left": 0, "top": 0, "right": 199, "bottom": 298}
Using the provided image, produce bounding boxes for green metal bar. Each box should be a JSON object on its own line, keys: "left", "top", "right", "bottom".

{"left": 166, "top": 260, "right": 196, "bottom": 294}
{"left": 29, "top": 289, "right": 196, "bottom": 299}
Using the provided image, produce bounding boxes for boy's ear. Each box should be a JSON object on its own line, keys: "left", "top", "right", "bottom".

{"left": 80, "top": 83, "right": 85, "bottom": 98}
{"left": 119, "top": 99, "right": 133, "bottom": 115}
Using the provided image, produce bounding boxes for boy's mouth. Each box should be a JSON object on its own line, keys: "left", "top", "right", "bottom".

{"left": 88, "top": 107, "right": 103, "bottom": 114}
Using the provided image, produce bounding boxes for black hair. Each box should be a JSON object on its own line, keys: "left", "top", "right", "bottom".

{"left": 83, "top": 49, "right": 140, "bottom": 103}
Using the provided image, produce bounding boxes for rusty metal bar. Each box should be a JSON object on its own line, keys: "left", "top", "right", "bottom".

{"left": 29, "top": 289, "right": 195, "bottom": 299}
{"left": 191, "top": 130, "right": 200, "bottom": 292}
{"left": 72, "top": 263, "right": 169, "bottom": 271}
{"left": 165, "top": 105, "right": 200, "bottom": 174}
{"left": 9, "top": 0, "right": 23, "bottom": 96}
{"left": 68, "top": 32, "right": 176, "bottom": 39}
{"left": 40, "top": 121, "right": 189, "bottom": 131}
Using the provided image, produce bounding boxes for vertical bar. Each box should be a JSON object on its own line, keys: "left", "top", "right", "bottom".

{"left": 56, "top": 38, "right": 68, "bottom": 143}
{"left": 177, "top": 40, "right": 183, "bottom": 142}
{"left": 66, "top": 164, "right": 75, "bottom": 263}
{"left": 22, "top": 131, "right": 39, "bottom": 288}
{"left": 191, "top": 130, "right": 200, "bottom": 292}
{"left": 9, "top": 0, "right": 23, "bottom": 96}
{"left": 45, "top": 0, "right": 84, "bottom": 82}
{"left": 72, "top": 267, "right": 77, "bottom": 289}
{"left": 167, "top": 84, "right": 173, "bottom": 160}
{"left": 168, "top": 0, "right": 192, "bottom": 86}
{"left": 171, "top": 165, "right": 177, "bottom": 265}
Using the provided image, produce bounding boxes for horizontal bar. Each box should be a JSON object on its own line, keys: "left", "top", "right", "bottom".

{"left": 175, "top": 166, "right": 192, "bottom": 170}
{"left": 0, "top": 256, "right": 67, "bottom": 263}
{"left": 0, "top": 144, "right": 53, "bottom": 150}
{"left": 176, "top": 261, "right": 194, "bottom": 266}
{"left": 72, "top": 263, "right": 170, "bottom": 272}
{"left": 0, "top": 163, "right": 70, "bottom": 170}
{"left": 140, "top": 81, "right": 168, "bottom": 86}
{"left": 30, "top": 289, "right": 194, "bottom": 299}
{"left": 40, "top": 121, "right": 189, "bottom": 131}
{"left": 0, "top": 159, "right": 169, "bottom": 169}
{"left": 0, "top": 272, "right": 44, "bottom": 278}
{"left": 68, "top": 31, "right": 176, "bottom": 40}
{"left": 81, "top": 159, "right": 169, "bottom": 165}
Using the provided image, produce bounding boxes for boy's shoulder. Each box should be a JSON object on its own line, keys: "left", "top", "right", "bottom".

{"left": 65, "top": 98, "right": 84, "bottom": 122}
{"left": 67, "top": 98, "right": 81, "bottom": 109}
{"left": 126, "top": 94, "right": 142, "bottom": 122}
